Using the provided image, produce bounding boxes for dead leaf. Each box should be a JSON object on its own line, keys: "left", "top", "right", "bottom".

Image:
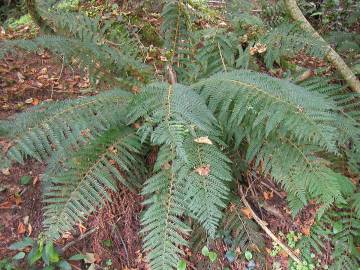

{"left": 194, "top": 136, "right": 213, "bottom": 145}
{"left": 255, "top": 42, "right": 267, "bottom": 54}
{"left": 249, "top": 47, "right": 257, "bottom": 55}
{"left": 279, "top": 250, "right": 289, "bottom": 258}
{"left": 25, "top": 98, "right": 34, "bottom": 104}
{"left": 31, "top": 98, "right": 39, "bottom": 106}
{"left": 32, "top": 176, "right": 39, "bottom": 186}
{"left": 14, "top": 194, "right": 22, "bottom": 206}
{"left": 263, "top": 191, "right": 273, "bottom": 200}
{"left": 108, "top": 146, "right": 117, "bottom": 154}
{"left": 17, "top": 222, "right": 26, "bottom": 234}
{"left": 1, "top": 168, "right": 10, "bottom": 175}
{"left": 23, "top": 216, "right": 29, "bottom": 225}
{"left": 77, "top": 223, "right": 86, "bottom": 234}
{"left": 84, "top": 253, "right": 96, "bottom": 264}
{"left": 16, "top": 72, "right": 25, "bottom": 83}
{"left": 0, "top": 201, "right": 12, "bottom": 209}
{"left": 159, "top": 55, "right": 167, "bottom": 62}
{"left": 240, "top": 207, "right": 253, "bottom": 219}
{"left": 39, "top": 67, "right": 48, "bottom": 74}
{"left": 194, "top": 164, "right": 210, "bottom": 176}
{"left": 27, "top": 223, "right": 33, "bottom": 236}
{"left": 301, "top": 227, "right": 311, "bottom": 236}
{"left": 109, "top": 159, "right": 116, "bottom": 165}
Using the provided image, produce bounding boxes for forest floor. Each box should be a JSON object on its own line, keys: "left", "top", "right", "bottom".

{"left": 0, "top": 2, "right": 352, "bottom": 270}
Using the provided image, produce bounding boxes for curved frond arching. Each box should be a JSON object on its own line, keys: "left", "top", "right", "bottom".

{"left": 43, "top": 126, "right": 146, "bottom": 239}
{"left": 2, "top": 90, "right": 131, "bottom": 163}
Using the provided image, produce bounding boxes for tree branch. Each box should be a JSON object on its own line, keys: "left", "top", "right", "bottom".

{"left": 239, "top": 187, "right": 301, "bottom": 264}
{"left": 284, "top": 0, "right": 360, "bottom": 93}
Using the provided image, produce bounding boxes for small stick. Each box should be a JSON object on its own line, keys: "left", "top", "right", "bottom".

{"left": 217, "top": 42, "right": 227, "bottom": 72}
{"left": 57, "top": 55, "right": 65, "bottom": 81}
{"left": 239, "top": 187, "right": 301, "bottom": 264}
{"left": 167, "top": 65, "right": 177, "bottom": 85}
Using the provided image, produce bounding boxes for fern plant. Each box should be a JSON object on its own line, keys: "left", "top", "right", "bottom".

{"left": 2, "top": 68, "right": 360, "bottom": 268}
{"left": 2, "top": 1, "right": 360, "bottom": 269}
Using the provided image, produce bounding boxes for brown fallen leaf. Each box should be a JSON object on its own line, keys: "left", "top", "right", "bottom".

{"left": 77, "top": 223, "right": 86, "bottom": 234}
{"left": 195, "top": 164, "right": 211, "bottom": 176}
{"left": 159, "top": 55, "right": 167, "bottom": 62}
{"left": 32, "top": 98, "right": 39, "bottom": 106}
{"left": 1, "top": 168, "right": 10, "bottom": 175}
{"left": 240, "top": 207, "right": 253, "bottom": 219}
{"left": 25, "top": 98, "right": 34, "bottom": 104}
{"left": 301, "top": 226, "right": 311, "bottom": 236}
{"left": 39, "top": 67, "right": 48, "bottom": 74}
{"left": 16, "top": 72, "right": 25, "bottom": 83}
{"left": 108, "top": 146, "right": 118, "bottom": 154}
{"left": 17, "top": 222, "right": 26, "bottom": 234}
{"left": 14, "top": 194, "right": 23, "bottom": 206}
{"left": 279, "top": 250, "right": 289, "bottom": 258}
{"left": 27, "top": 223, "right": 33, "bottom": 236}
{"left": 0, "top": 201, "right": 12, "bottom": 209}
{"left": 263, "top": 191, "right": 273, "bottom": 200}
{"left": 32, "top": 176, "right": 39, "bottom": 186}
{"left": 194, "top": 136, "right": 213, "bottom": 145}
{"left": 109, "top": 159, "right": 116, "bottom": 165}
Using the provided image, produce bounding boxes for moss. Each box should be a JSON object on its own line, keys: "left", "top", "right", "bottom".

{"left": 6, "top": 14, "right": 34, "bottom": 29}
{"left": 55, "top": 0, "right": 80, "bottom": 11}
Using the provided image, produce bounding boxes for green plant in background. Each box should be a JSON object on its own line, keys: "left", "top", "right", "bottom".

{"left": 6, "top": 237, "right": 71, "bottom": 270}
{"left": 201, "top": 246, "right": 218, "bottom": 263}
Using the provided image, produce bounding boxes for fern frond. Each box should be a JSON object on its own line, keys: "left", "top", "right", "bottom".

{"left": 183, "top": 136, "right": 232, "bottom": 237}
{"left": 43, "top": 126, "right": 145, "bottom": 239}
{"left": 194, "top": 29, "right": 238, "bottom": 78}
{"left": 128, "top": 83, "right": 217, "bottom": 143}
{"left": 322, "top": 209, "right": 360, "bottom": 269}
{"left": 260, "top": 23, "right": 328, "bottom": 68}
{"left": 0, "top": 35, "right": 148, "bottom": 87}
{"left": 130, "top": 81, "right": 233, "bottom": 267}
{"left": 351, "top": 192, "right": 360, "bottom": 218}
{"left": 192, "top": 70, "right": 358, "bottom": 215}
{"left": 141, "top": 160, "right": 190, "bottom": 270}
{"left": 2, "top": 90, "right": 131, "bottom": 163}
{"left": 161, "top": 0, "right": 195, "bottom": 83}
{"left": 258, "top": 138, "right": 353, "bottom": 215}
{"left": 192, "top": 70, "right": 340, "bottom": 153}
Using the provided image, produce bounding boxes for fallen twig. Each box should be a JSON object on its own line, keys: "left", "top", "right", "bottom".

{"left": 239, "top": 187, "right": 301, "bottom": 264}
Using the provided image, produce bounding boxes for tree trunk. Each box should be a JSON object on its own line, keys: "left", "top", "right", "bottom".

{"left": 284, "top": 0, "right": 360, "bottom": 93}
